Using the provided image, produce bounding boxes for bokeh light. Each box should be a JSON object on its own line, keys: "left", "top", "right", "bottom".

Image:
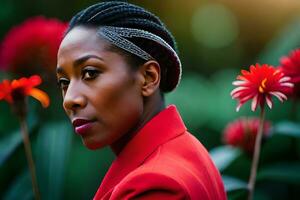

{"left": 191, "top": 3, "right": 239, "bottom": 49}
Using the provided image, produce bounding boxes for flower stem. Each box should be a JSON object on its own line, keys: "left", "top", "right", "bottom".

{"left": 247, "top": 106, "right": 265, "bottom": 200}
{"left": 19, "top": 116, "right": 41, "bottom": 200}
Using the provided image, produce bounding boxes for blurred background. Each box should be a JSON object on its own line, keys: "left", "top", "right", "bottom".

{"left": 0, "top": 0, "right": 300, "bottom": 199}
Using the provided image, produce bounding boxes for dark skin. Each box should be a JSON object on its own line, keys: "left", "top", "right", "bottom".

{"left": 56, "top": 26, "right": 164, "bottom": 155}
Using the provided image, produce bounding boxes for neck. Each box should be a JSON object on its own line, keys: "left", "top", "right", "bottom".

{"left": 110, "top": 93, "right": 165, "bottom": 155}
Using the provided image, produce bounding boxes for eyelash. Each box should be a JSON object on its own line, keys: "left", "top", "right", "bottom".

{"left": 82, "top": 68, "right": 100, "bottom": 80}
{"left": 57, "top": 67, "right": 100, "bottom": 90}
{"left": 57, "top": 78, "right": 69, "bottom": 90}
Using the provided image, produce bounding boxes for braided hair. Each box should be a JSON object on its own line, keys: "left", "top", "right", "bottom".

{"left": 66, "top": 1, "right": 180, "bottom": 92}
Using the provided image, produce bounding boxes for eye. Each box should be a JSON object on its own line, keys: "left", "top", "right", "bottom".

{"left": 57, "top": 77, "right": 70, "bottom": 90}
{"left": 82, "top": 67, "right": 100, "bottom": 80}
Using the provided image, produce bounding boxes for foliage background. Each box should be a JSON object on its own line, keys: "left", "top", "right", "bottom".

{"left": 0, "top": 0, "right": 300, "bottom": 199}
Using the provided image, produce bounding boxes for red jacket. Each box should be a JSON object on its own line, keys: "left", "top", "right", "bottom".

{"left": 94, "top": 105, "right": 227, "bottom": 200}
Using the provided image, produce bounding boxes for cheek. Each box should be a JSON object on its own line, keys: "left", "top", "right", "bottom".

{"left": 90, "top": 75, "right": 143, "bottom": 137}
{"left": 91, "top": 72, "right": 141, "bottom": 113}
{"left": 107, "top": 100, "right": 143, "bottom": 150}
{"left": 94, "top": 81, "right": 143, "bottom": 123}
{"left": 83, "top": 88, "right": 143, "bottom": 150}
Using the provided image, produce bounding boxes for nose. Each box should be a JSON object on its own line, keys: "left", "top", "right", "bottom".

{"left": 63, "top": 80, "right": 87, "bottom": 113}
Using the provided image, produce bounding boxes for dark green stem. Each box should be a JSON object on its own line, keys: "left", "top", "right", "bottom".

{"left": 19, "top": 115, "right": 41, "bottom": 200}
{"left": 247, "top": 106, "right": 265, "bottom": 200}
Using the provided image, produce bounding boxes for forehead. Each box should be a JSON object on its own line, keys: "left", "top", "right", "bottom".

{"left": 57, "top": 26, "right": 110, "bottom": 63}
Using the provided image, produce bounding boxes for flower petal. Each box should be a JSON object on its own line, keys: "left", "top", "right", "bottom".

{"left": 239, "top": 94, "right": 255, "bottom": 103}
{"left": 236, "top": 103, "right": 243, "bottom": 112}
{"left": 28, "top": 75, "right": 42, "bottom": 87}
{"left": 230, "top": 86, "right": 248, "bottom": 96}
{"left": 0, "top": 80, "right": 13, "bottom": 103}
{"left": 223, "top": 117, "right": 271, "bottom": 153}
{"left": 251, "top": 95, "right": 258, "bottom": 111}
{"left": 280, "top": 82, "right": 294, "bottom": 88}
{"left": 265, "top": 95, "right": 273, "bottom": 109}
{"left": 28, "top": 88, "right": 50, "bottom": 108}
{"left": 279, "top": 48, "right": 300, "bottom": 98}
{"left": 279, "top": 76, "right": 291, "bottom": 83}
{"left": 269, "top": 91, "right": 287, "bottom": 102}
{"left": 232, "top": 80, "right": 248, "bottom": 86}
{"left": 232, "top": 63, "right": 293, "bottom": 111}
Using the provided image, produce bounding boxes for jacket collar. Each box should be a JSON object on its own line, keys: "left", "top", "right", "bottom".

{"left": 94, "top": 105, "right": 186, "bottom": 198}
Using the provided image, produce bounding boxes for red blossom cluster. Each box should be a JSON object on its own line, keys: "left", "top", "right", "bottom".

{"left": 231, "top": 64, "right": 293, "bottom": 111}
{"left": 0, "top": 75, "right": 49, "bottom": 108}
{"left": 0, "top": 16, "right": 67, "bottom": 75}
{"left": 279, "top": 48, "right": 300, "bottom": 98}
{"left": 223, "top": 118, "right": 270, "bottom": 153}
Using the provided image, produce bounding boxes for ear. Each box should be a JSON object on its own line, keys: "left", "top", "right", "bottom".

{"left": 139, "top": 60, "right": 161, "bottom": 97}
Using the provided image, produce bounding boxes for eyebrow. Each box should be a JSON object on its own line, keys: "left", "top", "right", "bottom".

{"left": 56, "top": 55, "right": 104, "bottom": 74}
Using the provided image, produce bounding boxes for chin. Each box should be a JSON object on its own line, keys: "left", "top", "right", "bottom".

{"left": 82, "top": 139, "right": 106, "bottom": 150}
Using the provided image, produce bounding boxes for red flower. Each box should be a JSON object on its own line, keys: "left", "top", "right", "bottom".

{"left": 0, "top": 16, "right": 67, "bottom": 75}
{"left": 223, "top": 118, "right": 270, "bottom": 153}
{"left": 0, "top": 75, "right": 50, "bottom": 108}
{"left": 279, "top": 49, "right": 300, "bottom": 98}
{"left": 231, "top": 64, "right": 293, "bottom": 111}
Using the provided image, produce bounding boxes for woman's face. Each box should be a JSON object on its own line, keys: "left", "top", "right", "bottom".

{"left": 56, "top": 26, "right": 144, "bottom": 150}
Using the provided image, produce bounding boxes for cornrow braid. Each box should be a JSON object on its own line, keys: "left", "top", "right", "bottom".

{"left": 109, "top": 18, "right": 176, "bottom": 50}
{"left": 66, "top": 1, "right": 181, "bottom": 92}
{"left": 73, "top": 2, "right": 127, "bottom": 24}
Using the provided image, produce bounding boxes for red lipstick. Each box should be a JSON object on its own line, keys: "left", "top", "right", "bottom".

{"left": 72, "top": 118, "right": 95, "bottom": 135}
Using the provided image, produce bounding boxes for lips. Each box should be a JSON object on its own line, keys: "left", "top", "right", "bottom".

{"left": 72, "top": 118, "right": 95, "bottom": 135}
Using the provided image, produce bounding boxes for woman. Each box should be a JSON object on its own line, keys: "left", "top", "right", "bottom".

{"left": 56, "top": 1, "right": 227, "bottom": 199}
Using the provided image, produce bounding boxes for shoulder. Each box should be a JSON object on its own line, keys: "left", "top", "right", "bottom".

{"left": 109, "top": 145, "right": 211, "bottom": 200}
{"left": 109, "top": 132, "right": 226, "bottom": 200}
{"left": 110, "top": 170, "right": 190, "bottom": 200}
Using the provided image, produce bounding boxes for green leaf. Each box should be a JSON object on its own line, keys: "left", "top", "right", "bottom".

{"left": 0, "top": 103, "right": 18, "bottom": 133}
{"left": 0, "top": 131, "right": 23, "bottom": 165}
{"left": 2, "top": 170, "right": 33, "bottom": 200}
{"left": 63, "top": 143, "right": 114, "bottom": 199}
{"left": 210, "top": 145, "right": 242, "bottom": 172}
{"left": 0, "top": 113, "right": 38, "bottom": 166}
{"left": 222, "top": 175, "right": 248, "bottom": 192}
{"left": 35, "top": 121, "right": 73, "bottom": 200}
{"left": 257, "top": 162, "right": 300, "bottom": 184}
{"left": 252, "top": 189, "right": 273, "bottom": 200}
{"left": 272, "top": 121, "right": 300, "bottom": 138}
{"left": 227, "top": 190, "right": 248, "bottom": 200}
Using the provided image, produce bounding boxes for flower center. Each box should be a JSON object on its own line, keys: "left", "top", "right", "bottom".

{"left": 259, "top": 78, "right": 267, "bottom": 93}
